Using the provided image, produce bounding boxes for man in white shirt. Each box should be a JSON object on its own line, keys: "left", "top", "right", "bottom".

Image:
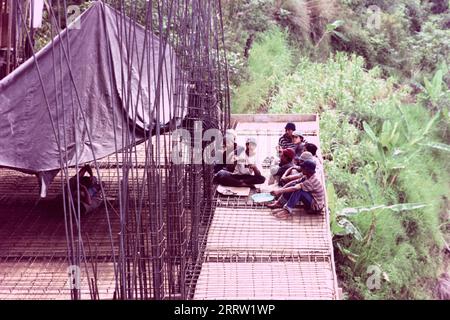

{"left": 213, "top": 137, "right": 265, "bottom": 188}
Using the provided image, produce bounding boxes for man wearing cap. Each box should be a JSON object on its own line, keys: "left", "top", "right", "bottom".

{"left": 291, "top": 130, "right": 307, "bottom": 156}
{"left": 268, "top": 160, "right": 325, "bottom": 219}
{"left": 278, "top": 122, "right": 297, "bottom": 151}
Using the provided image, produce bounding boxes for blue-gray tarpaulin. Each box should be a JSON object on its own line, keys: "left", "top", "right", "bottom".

{"left": 0, "top": 2, "right": 183, "bottom": 176}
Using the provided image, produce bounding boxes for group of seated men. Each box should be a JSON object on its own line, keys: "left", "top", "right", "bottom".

{"left": 213, "top": 122, "right": 325, "bottom": 220}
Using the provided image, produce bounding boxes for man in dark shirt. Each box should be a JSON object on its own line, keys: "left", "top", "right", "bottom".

{"left": 272, "top": 148, "right": 295, "bottom": 186}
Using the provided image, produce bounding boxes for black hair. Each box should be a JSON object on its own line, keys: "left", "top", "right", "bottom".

{"left": 80, "top": 176, "right": 92, "bottom": 187}
{"left": 305, "top": 143, "right": 318, "bottom": 156}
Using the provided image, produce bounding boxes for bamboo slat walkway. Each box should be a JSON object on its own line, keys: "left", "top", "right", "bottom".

{"left": 193, "top": 114, "right": 339, "bottom": 300}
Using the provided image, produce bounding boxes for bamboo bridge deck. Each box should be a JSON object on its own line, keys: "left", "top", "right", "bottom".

{"left": 193, "top": 114, "right": 339, "bottom": 300}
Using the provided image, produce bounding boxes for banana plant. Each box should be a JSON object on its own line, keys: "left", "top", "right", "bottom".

{"left": 333, "top": 203, "right": 428, "bottom": 240}
{"left": 363, "top": 120, "right": 408, "bottom": 186}
{"left": 407, "top": 111, "right": 441, "bottom": 147}
{"left": 423, "top": 62, "right": 449, "bottom": 107}
{"left": 395, "top": 103, "right": 447, "bottom": 155}
{"left": 315, "top": 20, "right": 348, "bottom": 47}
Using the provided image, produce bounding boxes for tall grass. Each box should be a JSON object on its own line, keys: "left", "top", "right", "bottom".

{"left": 231, "top": 27, "right": 293, "bottom": 113}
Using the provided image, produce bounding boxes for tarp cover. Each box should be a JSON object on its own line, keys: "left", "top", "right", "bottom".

{"left": 0, "top": 2, "right": 182, "bottom": 174}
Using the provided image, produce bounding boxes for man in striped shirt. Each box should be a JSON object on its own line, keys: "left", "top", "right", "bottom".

{"left": 269, "top": 160, "right": 325, "bottom": 219}
{"left": 277, "top": 122, "right": 297, "bottom": 150}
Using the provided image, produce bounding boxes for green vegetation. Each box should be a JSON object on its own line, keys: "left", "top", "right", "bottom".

{"left": 34, "top": 1, "right": 95, "bottom": 51}
{"left": 232, "top": 28, "right": 293, "bottom": 113}
{"left": 225, "top": 1, "right": 450, "bottom": 299}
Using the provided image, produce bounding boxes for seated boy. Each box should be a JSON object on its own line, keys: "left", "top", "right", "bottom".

{"left": 268, "top": 148, "right": 295, "bottom": 186}
{"left": 291, "top": 130, "right": 307, "bottom": 156}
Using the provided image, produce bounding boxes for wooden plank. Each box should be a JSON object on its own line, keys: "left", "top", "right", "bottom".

{"left": 231, "top": 114, "right": 317, "bottom": 123}
{"left": 0, "top": 0, "right": 4, "bottom": 48}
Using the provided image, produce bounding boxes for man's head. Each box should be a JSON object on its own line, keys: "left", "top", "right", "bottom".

{"left": 80, "top": 176, "right": 92, "bottom": 188}
{"left": 280, "top": 148, "right": 295, "bottom": 164}
{"left": 246, "top": 137, "right": 257, "bottom": 154}
{"left": 294, "top": 151, "right": 313, "bottom": 166}
{"left": 305, "top": 143, "right": 318, "bottom": 156}
{"left": 284, "top": 122, "right": 296, "bottom": 137}
{"left": 292, "top": 130, "right": 304, "bottom": 144}
{"left": 300, "top": 159, "right": 316, "bottom": 176}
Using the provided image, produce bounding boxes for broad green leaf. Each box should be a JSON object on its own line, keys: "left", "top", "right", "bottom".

{"left": 432, "top": 69, "right": 444, "bottom": 94}
{"left": 424, "top": 77, "right": 432, "bottom": 95}
{"left": 338, "top": 205, "right": 384, "bottom": 216}
{"left": 332, "top": 31, "right": 349, "bottom": 42}
{"left": 423, "top": 111, "right": 440, "bottom": 136}
{"left": 326, "top": 20, "right": 345, "bottom": 32}
{"left": 336, "top": 242, "right": 359, "bottom": 258}
{"left": 420, "top": 142, "right": 450, "bottom": 153}
{"left": 337, "top": 217, "right": 363, "bottom": 241}
{"left": 409, "top": 112, "right": 440, "bottom": 146}
{"left": 337, "top": 203, "right": 427, "bottom": 216}
{"left": 363, "top": 121, "right": 378, "bottom": 143}
{"left": 384, "top": 203, "right": 427, "bottom": 212}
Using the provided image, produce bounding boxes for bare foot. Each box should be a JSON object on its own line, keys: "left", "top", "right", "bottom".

{"left": 266, "top": 201, "right": 282, "bottom": 209}
{"left": 275, "top": 209, "right": 292, "bottom": 220}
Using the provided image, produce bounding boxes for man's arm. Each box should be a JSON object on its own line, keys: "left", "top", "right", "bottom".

{"left": 281, "top": 166, "right": 295, "bottom": 180}
{"left": 281, "top": 169, "right": 302, "bottom": 183}
{"left": 249, "top": 164, "right": 262, "bottom": 176}
{"left": 283, "top": 180, "right": 300, "bottom": 188}
{"left": 271, "top": 183, "right": 302, "bottom": 196}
